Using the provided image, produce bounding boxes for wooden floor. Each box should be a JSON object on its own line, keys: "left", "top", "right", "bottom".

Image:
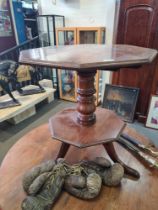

{"left": 0, "top": 124, "right": 158, "bottom": 210}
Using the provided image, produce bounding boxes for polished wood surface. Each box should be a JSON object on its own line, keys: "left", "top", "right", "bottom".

{"left": 103, "top": 142, "right": 139, "bottom": 178}
{"left": 56, "top": 27, "right": 105, "bottom": 105}
{"left": 77, "top": 71, "right": 96, "bottom": 125}
{"left": 19, "top": 44, "right": 157, "bottom": 71}
{"left": 19, "top": 42, "right": 158, "bottom": 180}
{"left": 112, "top": 0, "right": 158, "bottom": 118}
{"left": 56, "top": 142, "right": 70, "bottom": 159}
{"left": 49, "top": 107, "right": 125, "bottom": 148}
{"left": 49, "top": 105, "right": 138, "bottom": 177}
{"left": 0, "top": 124, "right": 158, "bottom": 210}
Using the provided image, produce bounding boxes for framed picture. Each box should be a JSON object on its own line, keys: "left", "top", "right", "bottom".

{"left": 102, "top": 84, "right": 140, "bottom": 123}
{"left": 58, "top": 69, "right": 77, "bottom": 102}
{"left": 146, "top": 95, "right": 158, "bottom": 129}
{"left": 0, "top": 0, "right": 13, "bottom": 37}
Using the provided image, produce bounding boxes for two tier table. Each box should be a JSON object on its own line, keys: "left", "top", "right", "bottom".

{"left": 19, "top": 44, "right": 157, "bottom": 178}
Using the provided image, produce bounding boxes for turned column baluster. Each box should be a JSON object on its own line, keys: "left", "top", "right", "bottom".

{"left": 77, "top": 71, "right": 97, "bottom": 126}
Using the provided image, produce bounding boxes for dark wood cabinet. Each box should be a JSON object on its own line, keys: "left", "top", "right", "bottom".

{"left": 112, "top": 0, "right": 158, "bottom": 120}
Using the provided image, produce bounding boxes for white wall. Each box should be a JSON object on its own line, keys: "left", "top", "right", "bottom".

{"left": 38, "top": 0, "right": 116, "bottom": 98}
{"left": 38, "top": 0, "right": 116, "bottom": 44}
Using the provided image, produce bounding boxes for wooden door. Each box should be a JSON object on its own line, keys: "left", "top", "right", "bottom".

{"left": 112, "top": 0, "right": 158, "bottom": 119}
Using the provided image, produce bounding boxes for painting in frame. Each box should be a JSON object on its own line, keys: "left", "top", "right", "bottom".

{"left": 102, "top": 84, "right": 140, "bottom": 123}
{"left": 146, "top": 95, "right": 158, "bottom": 130}
{"left": 0, "top": 0, "right": 13, "bottom": 37}
{"left": 58, "top": 69, "right": 77, "bottom": 102}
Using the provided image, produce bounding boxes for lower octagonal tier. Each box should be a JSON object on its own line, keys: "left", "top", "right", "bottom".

{"left": 49, "top": 107, "right": 125, "bottom": 148}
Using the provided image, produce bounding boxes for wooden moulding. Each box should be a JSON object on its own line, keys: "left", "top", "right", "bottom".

{"left": 19, "top": 44, "right": 157, "bottom": 71}
{"left": 76, "top": 71, "right": 97, "bottom": 126}
{"left": 49, "top": 70, "right": 125, "bottom": 147}
{"left": 49, "top": 107, "right": 125, "bottom": 148}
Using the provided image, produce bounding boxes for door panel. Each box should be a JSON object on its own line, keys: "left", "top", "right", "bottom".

{"left": 124, "top": 6, "right": 153, "bottom": 47}
{"left": 112, "top": 0, "right": 158, "bottom": 117}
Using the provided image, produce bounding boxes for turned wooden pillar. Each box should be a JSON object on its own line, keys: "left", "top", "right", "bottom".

{"left": 77, "top": 71, "right": 96, "bottom": 126}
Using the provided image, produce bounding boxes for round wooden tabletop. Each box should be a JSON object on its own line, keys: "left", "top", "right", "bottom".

{"left": 0, "top": 124, "right": 158, "bottom": 210}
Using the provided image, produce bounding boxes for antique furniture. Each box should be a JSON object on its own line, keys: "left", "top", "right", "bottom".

{"left": 37, "top": 15, "right": 65, "bottom": 47}
{"left": 56, "top": 27, "right": 77, "bottom": 101}
{"left": 56, "top": 27, "right": 105, "bottom": 103}
{"left": 76, "top": 27, "right": 105, "bottom": 44}
{"left": 0, "top": 124, "right": 158, "bottom": 210}
{"left": 37, "top": 14, "right": 65, "bottom": 97}
{"left": 112, "top": 0, "right": 158, "bottom": 121}
{"left": 19, "top": 44, "right": 157, "bottom": 179}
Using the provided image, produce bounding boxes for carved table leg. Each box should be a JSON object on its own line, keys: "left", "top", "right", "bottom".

{"left": 103, "top": 142, "right": 140, "bottom": 179}
{"left": 56, "top": 142, "right": 70, "bottom": 159}
{"left": 77, "top": 71, "right": 96, "bottom": 126}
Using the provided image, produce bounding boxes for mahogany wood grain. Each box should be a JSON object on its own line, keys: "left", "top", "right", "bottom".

{"left": 77, "top": 71, "right": 96, "bottom": 125}
{"left": 19, "top": 44, "right": 157, "bottom": 71}
{"left": 112, "top": 0, "right": 158, "bottom": 118}
{"left": 0, "top": 124, "right": 158, "bottom": 210}
{"left": 51, "top": 106, "right": 137, "bottom": 177}
{"left": 18, "top": 43, "right": 158, "bottom": 181}
{"left": 103, "top": 142, "right": 140, "bottom": 178}
{"left": 56, "top": 142, "right": 70, "bottom": 159}
{"left": 152, "top": 62, "right": 158, "bottom": 95}
{"left": 49, "top": 107, "right": 125, "bottom": 148}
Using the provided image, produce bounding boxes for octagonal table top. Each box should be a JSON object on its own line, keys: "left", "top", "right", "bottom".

{"left": 19, "top": 44, "right": 157, "bottom": 71}
{"left": 49, "top": 108, "right": 125, "bottom": 148}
